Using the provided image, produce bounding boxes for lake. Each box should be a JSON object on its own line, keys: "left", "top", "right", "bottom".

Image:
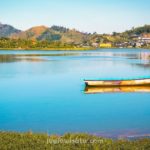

{"left": 0, "top": 49, "right": 150, "bottom": 138}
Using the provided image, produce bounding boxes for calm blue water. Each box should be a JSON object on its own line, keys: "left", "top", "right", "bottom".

{"left": 0, "top": 49, "right": 150, "bottom": 138}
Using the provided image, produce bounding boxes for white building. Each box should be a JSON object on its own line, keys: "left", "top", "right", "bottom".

{"left": 138, "top": 37, "right": 150, "bottom": 44}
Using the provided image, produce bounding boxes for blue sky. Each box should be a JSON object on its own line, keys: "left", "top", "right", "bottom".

{"left": 0, "top": 0, "right": 150, "bottom": 33}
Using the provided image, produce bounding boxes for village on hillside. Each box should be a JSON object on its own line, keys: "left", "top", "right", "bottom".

{"left": 97, "top": 33, "right": 150, "bottom": 48}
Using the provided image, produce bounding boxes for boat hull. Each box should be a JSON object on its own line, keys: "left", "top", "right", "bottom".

{"left": 85, "top": 79, "right": 150, "bottom": 87}
{"left": 85, "top": 86, "right": 150, "bottom": 94}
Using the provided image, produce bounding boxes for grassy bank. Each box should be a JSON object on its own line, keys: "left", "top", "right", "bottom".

{"left": 0, "top": 131, "right": 150, "bottom": 150}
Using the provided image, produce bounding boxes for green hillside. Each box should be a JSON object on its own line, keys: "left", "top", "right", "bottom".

{"left": 124, "top": 25, "right": 150, "bottom": 35}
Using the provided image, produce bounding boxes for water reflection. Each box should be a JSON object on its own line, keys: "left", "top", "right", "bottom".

{"left": 0, "top": 50, "right": 150, "bottom": 63}
{"left": 0, "top": 55, "right": 48, "bottom": 62}
{"left": 140, "top": 52, "right": 150, "bottom": 60}
{"left": 85, "top": 86, "right": 150, "bottom": 94}
{"left": 0, "top": 53, "right": 78, "bottom": 63}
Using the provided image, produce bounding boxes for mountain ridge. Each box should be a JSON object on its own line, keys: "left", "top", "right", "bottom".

{"left": 0, "top": 23, "right": 150, "bottom": 49}
{"left": 0, "top": 23, "right": 21, "bottom": 37}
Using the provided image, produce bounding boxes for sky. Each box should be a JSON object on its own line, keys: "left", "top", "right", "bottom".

{"left": 0, "top": 0, "right": 150, "bottom": 33}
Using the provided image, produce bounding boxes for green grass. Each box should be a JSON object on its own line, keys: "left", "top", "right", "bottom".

{"left": 0, "top": 131, "right": 150, "bottom": 150}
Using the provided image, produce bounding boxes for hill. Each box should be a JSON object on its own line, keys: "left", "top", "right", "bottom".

{"left": 123, "top": 25, "right": 150, "bottom": 36}
{"left": 10, "top": 25, "right": 89, "bottom": 45}
{"left": 11, "top": 26, "right": 48, "bottom": 40}
{"left": 0, "top": 23, "right": 21, "bottom": 37}
{"left": 0, "top": 23, "right": 150, "bottom": 49}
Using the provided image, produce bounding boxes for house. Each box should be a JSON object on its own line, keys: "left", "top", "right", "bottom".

{"left": 130, "top": 34, "right": 139, "bottom": 39}
{"left": 140, "top": 38, "right": 150, "bottom": 44}
{"left": 138, "top": 34, "right": 150, "bottom": 44}
{"left": 100, "top": 43, "right": 112, "bottom": 48}
{"left": 136, "top": 42, "right": 142, "bottom": 47}
{"left": 130, "top": 34, "right": 140, "bottom": 41}
{"left": 92, "top": 43, "right": 99, "bottom": 48}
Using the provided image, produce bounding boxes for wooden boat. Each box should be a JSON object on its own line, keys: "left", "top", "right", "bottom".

{"left": 84, "top": 78, "right": 150, "bottom": 87}
{"left": 85, "top": 86, "right": 150, "bottom": 94}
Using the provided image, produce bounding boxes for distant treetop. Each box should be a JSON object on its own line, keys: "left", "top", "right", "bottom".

{"left": 50, "top": 25, "right": 69, "bottom": 33}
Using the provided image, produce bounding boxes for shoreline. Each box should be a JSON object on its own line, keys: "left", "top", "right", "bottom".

{"left": 0, "top": 47, "right": 149, "bottom": 51}
{"left": 1, "top": 130, "right": 150, "bottom": 139}
{"left": 0, "top": 47, "right": 95, "bottom": 51}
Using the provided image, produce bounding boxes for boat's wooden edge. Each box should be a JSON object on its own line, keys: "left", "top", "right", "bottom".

{"left": 84, "top": 78, "right": 150, "bottom": 82}
{"left": 85, "top": 84, "right": 150, "bottom": 87}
